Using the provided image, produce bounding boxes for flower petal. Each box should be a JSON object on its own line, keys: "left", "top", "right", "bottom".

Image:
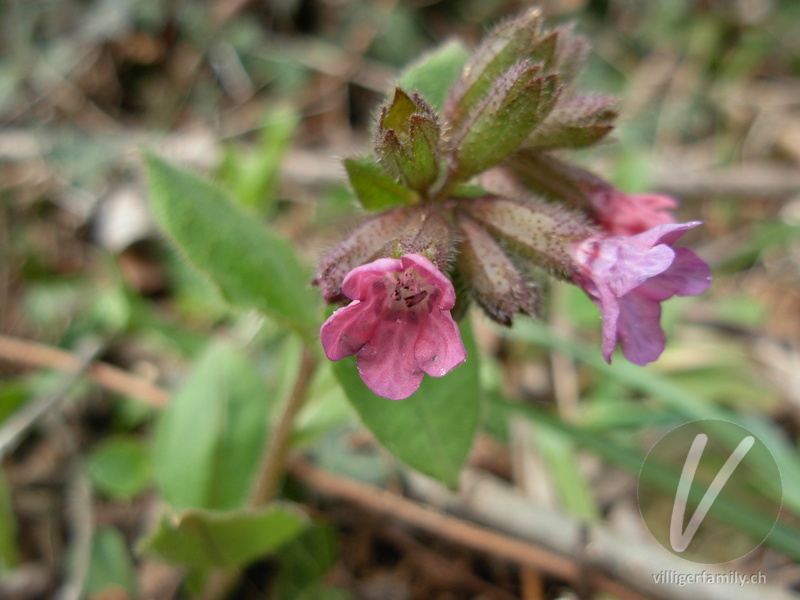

{"left": 628, "top": 221, "right": 701, "bottom": 250}
{"left": 589, "top": 187, "right": 679, "bottom": 236}
{"left": 414, "top": 310, "right": 467, "bottom": 377}
{"left": 320, "top": 298, "right": 382, "bottom": 361}
{"left": 616, "top": 290, "right": 665, "bottom": 365}
{"left": 341, "top": 257, "right": 402, "bottom": 301}
{"left": 400, "top": 254, "right": 457, "bottom": 309}
{"left": 356, "top": 320, "right": 424, "bottom": 400}
{"left": 594, "top": 280, "right": 622, "bottom": 363}
{"left": 574, "top": 237, "right": 675, "bottom": 298}
{"left": 640, "top": 247, "right": 711, "bottom": 300}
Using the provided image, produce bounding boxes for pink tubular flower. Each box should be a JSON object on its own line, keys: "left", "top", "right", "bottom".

{"left": 571, "top": 222, "right": 711, "bottom": 366}
{"left": 320, "top": 254, "right": 467, "bottom": 400}
{"left": 588, "top": 186, "right": 678, "bottom": 236}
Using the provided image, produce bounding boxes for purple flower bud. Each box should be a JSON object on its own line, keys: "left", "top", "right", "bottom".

{"left": 320, "top": 254, "right": 467, "bottom": 400}
{"left": 498, "top": 152, "right": 678, "bottom": 236}
{"left": 570, "top": 222, "right": 712, "bottom": 365}
{"left": 456, "top": 212, "right": 539, "bottom": 325}
{"left": 587, "top": 186, "right": 679, "bottom": 236}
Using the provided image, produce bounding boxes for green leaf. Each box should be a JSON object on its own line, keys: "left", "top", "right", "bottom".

{"left": 138, "top": 505, "right": 307, "bottom": 569}
{"left": 153, "top": 341, "right": 272, "bottom": 511}
{"left": 219, "top": 104, "right": 300, "bottom": 212}
{"left": 502, "top": 320, "right": 800, "bottom": 517}
{"left": 396, "top": 40, "right": 470, "bottom": 111}
{"left": 528, "top": 424, "right": 598, "bottom": 521}
{"left": 146, "top": 153, "right": 318, "bottom": 341}
{"left": 332, "top": 319, "right": 480, "bottom": 487}
{"left": 292, "top": 363, "right": 353, "bottom": 449}
{"left": 492, "top": 397, "right": 800, "bottom": 561}
{"left": 86, "top": 528, "right": 137, "bottom": 597}
{"left": 0, "top": 471, "right": 18, "bottom": 571}
{"left": 344, "top": 157, "right": 418, "bottom": 210}
{"left": 86, "top": 436, "right": 152, "bottom": 500}
{"left": 273, "top": 520, "right": 340, "bottom": 599}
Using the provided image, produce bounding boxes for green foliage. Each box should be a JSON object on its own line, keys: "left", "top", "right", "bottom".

{"left": 343, "top": 157, "right": 418, "bottom": 210}
{"left": 493, "top": 397, "right": 800, "bottom": 561}
{"left": 153, "top": 341, "right": 272, "bottom": 511}
{"left": 218, "top": 103, "right": 300, "bottom": 212}
{"left": 446, "top": 9, "right": 548, "bottom": 123}
{"left": 86, "top": 528, "right": 137, "bottom": 597}
{"left": 146, "top": 153, "right": 319, "bottom": 341}
{"left": 0, "top": 379, "right": 29, "bottom": 425}
{"left": 332, "top": 319, "right": 480, "bottom": 487}
{"left": 139, "top": 505, "right": 308, "bottom": 569}
{"left": 272, "top": 520, "right": 341, "bottom": 598}
{"left": 86, "top": 436, "right": 152, "bottom": 500}
{"left": 528, "top": 423, "right": 599, "bottom": 521}
{"left": 0, "top": 472, "right": 17, "bottom": 572}
{"left": 504, "top": 320, "right": 800, "bottom": 512}
{"left": 292, "top": 364, "right": 353, "bottom": 449}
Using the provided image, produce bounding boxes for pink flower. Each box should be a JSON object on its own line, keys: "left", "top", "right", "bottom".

{"left": 320, "top": 254, "right": 467, "bottom": 400}
{"left": 588, "top": 186, "right": 678, "bottom": 236}
{"left": 571, "top": 222, "right": 711, "bottom": 365}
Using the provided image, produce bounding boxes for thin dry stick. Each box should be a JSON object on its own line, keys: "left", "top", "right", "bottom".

{"left": 0, "top": 334, "right": 168, "bottom": 408}
{"left": 289, "top": 458, "right": 648, "bottom": 600}
{"left": 0, "top": 340, "right": 105, "bottom": 458}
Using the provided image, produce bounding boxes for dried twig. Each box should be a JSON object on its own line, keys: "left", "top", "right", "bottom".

{"left": 289, "top": 458, "right": 648, "bottom": 600}
{"left": 0, "top": 340, "right": 106, "bottom": 459}
{"left": 408, "top": 469, "right": 800, "bottom": 600}
{"left": 0, "top": 334, "right": 168, "bottom": 408}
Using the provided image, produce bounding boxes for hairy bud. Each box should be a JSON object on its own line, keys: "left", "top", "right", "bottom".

{"left": 503, "top": 150, "right": 602, "bottom": 208}
{"left": 550, "top": 24, "right": 590, "bottom": 86}
{"left": 376, "top": 88, "right": 442, "bottom": 193}
{"left": 461, "top": 195, "right": 597, "bottom": 278}
{"left": 313, "top": 205, "right": 455, "bottom": 302}
{"left": 524, "top": 95, "right": 617, "bottom": 150}
{"left": 445, "top": 8, "right": 552, "bottom": 124}
{"left": 450, "top": 60, "right": 561, "bottom": 180}
{"left": 456, "top": 212, "right": 539, "bottom": 325}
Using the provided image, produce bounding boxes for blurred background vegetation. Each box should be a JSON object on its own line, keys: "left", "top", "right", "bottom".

{"left": 2, "top": 0, "right": 800, "bottom": 599}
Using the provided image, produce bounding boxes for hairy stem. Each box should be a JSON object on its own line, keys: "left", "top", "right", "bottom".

{"left": 250, "top": 346, "right": 318, "bottom": 504}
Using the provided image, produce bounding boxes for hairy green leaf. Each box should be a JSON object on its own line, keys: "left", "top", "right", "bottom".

{"left": 146, "top": 153, "right": 317, "bottom": 340}
{"left": 344, "top": 157, "right": 418, "bottom": 210}
{"left": 332, "top": 319, "right": 480, "bottom": 487}
{"left": 139, "top": 505, "right": 307, "bottom": 569}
